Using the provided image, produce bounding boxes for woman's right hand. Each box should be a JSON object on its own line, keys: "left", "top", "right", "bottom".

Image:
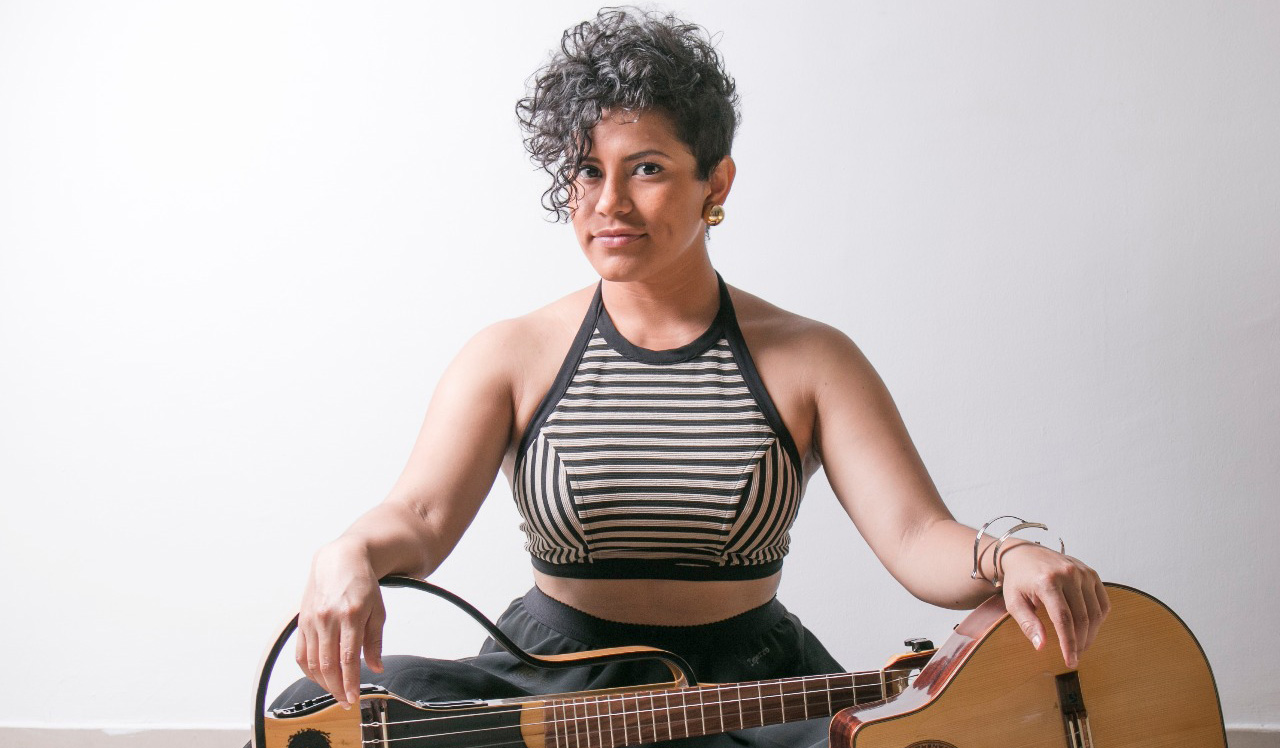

{"left": 287, "top": 318, "right": 523, "bottom": 707}
{"left": 295, "top": 539, "right": 387, "bottom": 709}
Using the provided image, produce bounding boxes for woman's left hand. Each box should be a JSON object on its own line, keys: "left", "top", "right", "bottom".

{"left": 997, "top": 544, "right": 1110, "bottom": 668}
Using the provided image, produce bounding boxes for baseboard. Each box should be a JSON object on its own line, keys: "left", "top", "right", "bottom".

{"left": 0, "top": 724, "right": 1274, "bottom": 747}
{"left": 0, "top": 726, "right": 246, "bottom": 748}
{"left": 1232, "top": 726, "right": 1280, "bottom": 748}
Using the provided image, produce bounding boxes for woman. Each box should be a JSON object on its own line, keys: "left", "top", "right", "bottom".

{"left": 282, "top": 8, "right": 1108, "bottom": 747}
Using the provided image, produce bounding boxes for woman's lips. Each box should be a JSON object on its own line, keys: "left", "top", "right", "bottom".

{"left": 594, "top": 232, "right": 645, "bottom": 248}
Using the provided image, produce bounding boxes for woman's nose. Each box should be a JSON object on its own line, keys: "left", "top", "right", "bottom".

{"left": 595, "top": 173, "right": 632, "bottom": 215}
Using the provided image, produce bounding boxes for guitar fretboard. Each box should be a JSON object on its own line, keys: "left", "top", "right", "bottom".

{"left": 542, "top": 670, "right": 909, "bottom": 748}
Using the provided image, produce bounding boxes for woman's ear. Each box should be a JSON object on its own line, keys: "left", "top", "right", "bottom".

{"left": 706, "top": 155, "right": 737, "bottom": 208}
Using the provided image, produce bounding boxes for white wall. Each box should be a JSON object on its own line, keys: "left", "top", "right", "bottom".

{"left": 1, "top": 0, "right": 1276, "bottom": 734}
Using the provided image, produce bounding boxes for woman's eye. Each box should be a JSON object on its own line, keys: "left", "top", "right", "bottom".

{"left": 578, "top": 166, "right": 602, "bottom": 180}
{"left": 635, "top": 163, "right": 662, "bottom": 176}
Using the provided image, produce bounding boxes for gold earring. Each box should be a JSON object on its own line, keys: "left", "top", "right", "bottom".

{"left": 703, "top": 204, "right": 725, "bottom": 226}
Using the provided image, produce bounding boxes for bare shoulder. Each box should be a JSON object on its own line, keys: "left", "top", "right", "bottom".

{"left": 726, "top": 284, "right": 866, "bottom": 373}
{"left": 726, "top": 285, "right": 881, "bottom": 464}
{"left": 458, "top": 285, "right": 596, "bottom": 429}
{"left": 458, "top": 285, "right": 594, "bottom": 364}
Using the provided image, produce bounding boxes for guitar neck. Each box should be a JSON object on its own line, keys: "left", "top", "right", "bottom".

{"left": 536, "top": 669, "right": 909, "bottom": 748}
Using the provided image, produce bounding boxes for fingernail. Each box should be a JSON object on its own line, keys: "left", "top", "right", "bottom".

{"left": 1031, "top": 634, "right": 1042, "bottom": 649}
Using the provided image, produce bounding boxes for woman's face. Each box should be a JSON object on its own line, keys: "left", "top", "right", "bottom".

{"left": 570, "top": 109, "right": 732, "bottom": 284}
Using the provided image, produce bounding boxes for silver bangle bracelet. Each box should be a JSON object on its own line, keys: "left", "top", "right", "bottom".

{"left": 971, "top": 515, "right": 1020, "bottom": 586}
{"left": 971, "top": 515, "right": 1065, "bottom": 588}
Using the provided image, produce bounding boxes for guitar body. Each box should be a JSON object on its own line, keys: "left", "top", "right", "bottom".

{"left": 254, "top": 582, "right": 1226, "bottom": 748}
{"left": 830, "top": 584, "right": 1226, "bottom": 747}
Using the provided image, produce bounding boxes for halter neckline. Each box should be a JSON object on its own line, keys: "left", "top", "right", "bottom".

{"left": 593, "top": 274, "right": 734, "bottom": 365}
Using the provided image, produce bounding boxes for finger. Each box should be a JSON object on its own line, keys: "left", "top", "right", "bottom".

{"left": 1003, "top": 591, "right": 1047, "bottom": 652}
{"left": 340, "top": 620, "right": 363, "bottom": 707}
{"left": 1089, "top": 576, "right": 1111, "bottom": 649}
{"left": 316, "top": 615, "right": 347, "bottom": 708}
{"left": 1062, "top": 576, "right": 1091, "bottom": 660}
{"left": 1040, "top": 583, "right": 1080, "bottom": 668}
{"left": 1077, "top": 578, "right": 1103, "bottom": 653}
{"left": 364, "top": 602, "right": 386, "bottom": 674}
{"left": 295, "top": 625, "right": 312, "bottom": 683}
{"left": 306, "top": 620, "right": 324, "bottom": 691}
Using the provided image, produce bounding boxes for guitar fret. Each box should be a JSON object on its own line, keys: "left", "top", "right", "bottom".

{"left": 680, "top": 686, "right": 691, "bottom": 737}
{"left": 549, "top": 699, "right": 560, "bottom": 748}
{"left": 590, "top": 695, "right": 599, "bottom": 748}
{"left": 663, "top": 690, "right": 673, "bottom": 742}
{"left": 619, "top": 693, "right": 629, "bottom": 747}
{"left": 802, "top": 676, "right": 824, "bottom": 719}
{"left": 786, "top": 679, "right": 799, "bottom": 722}
{"left": 603, "top": 694, "right": 613, "bottom": 748}
{"left": 737, "top": 681, "right": 752, "bottom": 727}
{"left": 571, "top": 697, "right": 582, "bottom": 748}
{"left": 631, "top": 692, "right": 643, "bottom": 745}
{"left": 645, "top": 691, "right": 655, "bottom": 742}
{"left": 779, "top": 678, "right": 806, "bottom": 722}
{"left": 716, "top": 684, "right": 725, "bottom": 735}
{"left": 603, "top": 695, "right": 615, "bottom": 748}
{"left": 565, "top": 699, "right": 573, "bottom": 748}
{"left": 731, "top": 685, "right": 742, "bottom": 729}
{"left": 622, "top": 692, "right": 633, "bottom": 746}
{"left": 568, "top": 698, "right": 577, "bottom": 748}
{"left": 613, "top": 694, "right": 623, "bottom": 746}
{"left": 702, "top": 685, "right": 725, "bottom": 737}
{"left": 601, "top": 694, "right": 612, "bottom": 748}
{"left": 587, "top": 696, "right": 597, "bottom": 748}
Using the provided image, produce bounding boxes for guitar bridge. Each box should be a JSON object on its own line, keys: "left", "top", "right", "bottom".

{"left": 1056, "top": 671, "right": 1094, "bottom": 748}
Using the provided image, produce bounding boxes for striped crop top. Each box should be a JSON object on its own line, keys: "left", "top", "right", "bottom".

{"left": 512, "top": 276, "right": 806, "bottom": 581}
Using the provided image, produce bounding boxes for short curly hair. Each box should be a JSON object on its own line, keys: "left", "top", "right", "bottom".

{"left": 517, "top": 7, "right": 740, "bottom": 221}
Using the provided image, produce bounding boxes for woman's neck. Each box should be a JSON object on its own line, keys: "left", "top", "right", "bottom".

{"left": 599, "top": 263, "right": 721, "bottom": 350}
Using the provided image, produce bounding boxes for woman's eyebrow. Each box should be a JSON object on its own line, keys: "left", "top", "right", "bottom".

{"left": 582, "top": 149, "right": 673, "bottom": 164}
{"left": 624, "top": 149, "right": 673, "bottom": 161}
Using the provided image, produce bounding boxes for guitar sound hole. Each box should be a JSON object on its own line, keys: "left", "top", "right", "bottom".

{"left": 287, "top": 728, "right": 332, "bottom": 748}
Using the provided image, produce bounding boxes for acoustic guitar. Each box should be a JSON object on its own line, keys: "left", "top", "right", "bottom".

{"left": 252, "top": 582, "right": 1225, "bottom": 748}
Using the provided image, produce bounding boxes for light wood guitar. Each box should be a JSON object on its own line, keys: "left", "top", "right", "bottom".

{"left": 253, "top": 583, "right": 1225, "bottom": 748}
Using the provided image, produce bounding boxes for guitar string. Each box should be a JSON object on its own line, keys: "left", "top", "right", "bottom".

{"left": 335, "top": 673, "right": 911, "bottom": 744}
{"left": 359, "top": 692, "right": 843, "bottom": 748}
{"left": 353, "top": 672, "right": 907, "bottom": 729}
{"left": 343, "top": 669, "right": 908, "bottom": 730}
{"left": 359, "top": 731, "right": 1080, "bottom": 748}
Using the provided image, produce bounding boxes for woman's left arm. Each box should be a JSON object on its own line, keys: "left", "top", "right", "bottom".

{"left": 806, "top": 326, "right": 1108, "bottom": 668}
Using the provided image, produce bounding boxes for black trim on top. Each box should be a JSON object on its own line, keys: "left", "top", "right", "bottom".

{"left": 513, "top": 284, "right": 604, "bottom": 468}
{"left": 532, "top": 556, "right": 784, "bottom": 581}
{"left": 717, "top": 275, "right": 804, "bottom": 468}
{"left": 595, "top": 285, "right": 730, "bottom": 364}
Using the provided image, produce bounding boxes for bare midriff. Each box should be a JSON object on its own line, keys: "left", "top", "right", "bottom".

{"left": 533, "top": 570, "right": 783, "bottom": 626}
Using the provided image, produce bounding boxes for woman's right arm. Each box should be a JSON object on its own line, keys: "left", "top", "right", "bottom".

{"left": 295, "top": 321, "right": 520, "bottom": 709}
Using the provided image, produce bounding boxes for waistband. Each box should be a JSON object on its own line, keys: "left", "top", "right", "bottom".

{"left": 520, "top": 585, "right": 789, "bottom": 652}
